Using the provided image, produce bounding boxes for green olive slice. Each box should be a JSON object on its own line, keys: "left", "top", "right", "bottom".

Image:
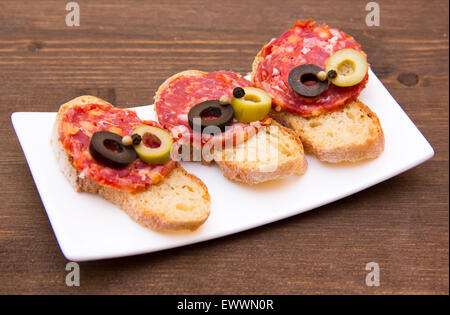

{"left": 132, "top": 125, "right": 173, "bottom": 164}
{"left": 325, "top": 49, "right": 368, "bottom": 87}
{"left": 231, "top": 87, "right": 272, "bottom": 123}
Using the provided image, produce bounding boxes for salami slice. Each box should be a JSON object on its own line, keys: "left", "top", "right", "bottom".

{"left": 155, "top": 71, "right": 262, "bottom": 146}
{"left": 59, "top": 103, "right": 175, "bottom": 192}
{"left": 252, "top": 20, "right": 368, "bottom": 116}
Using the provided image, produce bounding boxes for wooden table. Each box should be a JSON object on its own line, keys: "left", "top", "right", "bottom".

{"left": 0, "top": 0, "right": 448, "bottom": 294}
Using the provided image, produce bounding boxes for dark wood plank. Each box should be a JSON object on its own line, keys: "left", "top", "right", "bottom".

{"left": 0, "top": 0, "right": 448, "bottom": 294}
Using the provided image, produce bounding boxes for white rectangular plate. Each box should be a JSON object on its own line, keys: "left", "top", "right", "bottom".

{"left": 12, "top": 70, "right": 434, "bottom": 261}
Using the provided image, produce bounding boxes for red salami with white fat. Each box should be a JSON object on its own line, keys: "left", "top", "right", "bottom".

{"left": 252, "top": 20, "right": 368, "bottom": 117}
{"left": 59, "top": 103, "right": 175, "bottom": 192}
{"left": 155, "top": 71, "right": 262, "bottom": 146}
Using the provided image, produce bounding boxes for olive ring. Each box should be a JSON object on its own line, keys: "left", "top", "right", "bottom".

{"left": 188, "top": 100, "right": 234, "bottom": 133}
{"left": 288, "top": 64, "right": 329, "bottom": 98}
{"left": 89, "top": 131, "right": 137, "bottom": 168}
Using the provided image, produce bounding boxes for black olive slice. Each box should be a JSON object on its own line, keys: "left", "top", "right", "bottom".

{"left": 188, "top": 100, "right": 234, "bottom": 133}
{"left": 288, "top": 64, "right": 329, "bottom": 98}
{"left": 89, "top": 131, "right": 137, "bottom": 168}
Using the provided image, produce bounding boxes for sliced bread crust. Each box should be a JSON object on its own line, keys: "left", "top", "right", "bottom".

{"left": 154, "top": 70, "right": 308, "bottom": 184}
{"left": 269, "top": 100, "right": 385, "bottom": 163}
{"left": 52, "top": 96, "right": 210, "bottom": 231}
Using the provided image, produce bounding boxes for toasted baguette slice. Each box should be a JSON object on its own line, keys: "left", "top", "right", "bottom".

{"left": 269, "top": 99, "right": 385, "bottom": 163}
{"left": 154, "top": 70, "right": 308, "bottom": 184}
{"left": 251, "top": 33, "right": 384, "bottom": 163}
{"left": 214, "top": 120, "right": 307, "bottom": 184}
{"left": 52, "top": 95, "right": 210, "bottom": 231}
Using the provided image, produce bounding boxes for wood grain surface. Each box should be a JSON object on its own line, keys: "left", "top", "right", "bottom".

{"left": 0, "top": 0, "right": 448, "bottom": 295}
